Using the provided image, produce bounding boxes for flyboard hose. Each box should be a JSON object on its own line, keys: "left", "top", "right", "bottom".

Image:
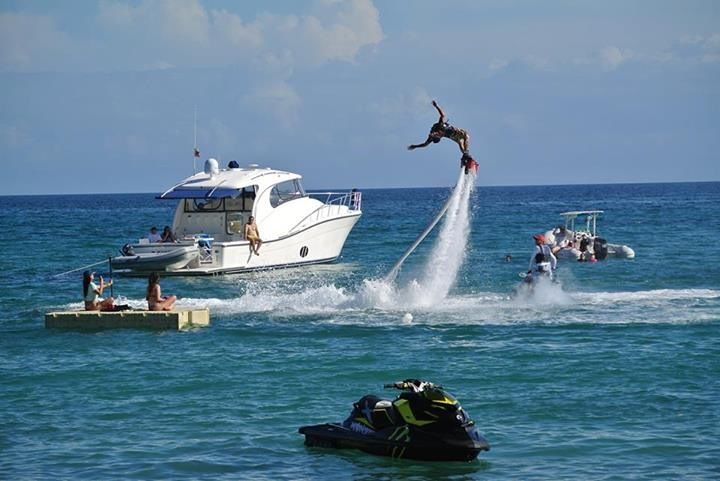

{"left": 384, "top": 167, "right": 469, "bottom": 283}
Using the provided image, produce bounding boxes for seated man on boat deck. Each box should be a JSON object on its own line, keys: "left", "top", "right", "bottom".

{"left": 83, "top": 271, "right": 115, "bottom": 311}
{"left": 148, "top": 226, "right": 162, "bottom": 243}
{"left": 161, "top": 226, "right": 177, "bottom": 243}
{"left": 244, "top": 216, "right": 262, "bottom": 256}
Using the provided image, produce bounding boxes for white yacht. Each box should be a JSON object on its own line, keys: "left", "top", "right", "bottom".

{"left": 111, "top": 159, "right": 362, "bottom": 275}
{"left": 545, "top": 210, "right": 635, "bottom": 261}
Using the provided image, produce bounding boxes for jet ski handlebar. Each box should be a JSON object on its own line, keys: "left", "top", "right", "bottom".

{"left": 384, "top": 379, "right": 439, "bottom": 392}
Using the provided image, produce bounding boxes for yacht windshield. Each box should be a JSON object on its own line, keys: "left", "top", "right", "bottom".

{"left": 270, "top": 179, "right": 305, "bottom": 208}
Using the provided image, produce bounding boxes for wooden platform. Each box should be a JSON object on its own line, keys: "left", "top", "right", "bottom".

{"left": 45, "top": 309, "right": 210, "bottom": 330}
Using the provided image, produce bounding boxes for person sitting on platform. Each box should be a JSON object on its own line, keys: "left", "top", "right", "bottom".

{"left": 146, "top": 272, "right": 176, "bottom": 311}
{"left": 161, "top": 226, "right": 177, "bottom": 243}
{"left": 83, "top": 271, "right": 115, "bottom": 311}
{"left": 148, "top": 226, "right": 162, "bottom": 243}
{"left": 244, "top": 216, "right": 262, "bottom": 255}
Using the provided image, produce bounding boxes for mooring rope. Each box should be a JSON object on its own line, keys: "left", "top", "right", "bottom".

{"left": 53, "top": 258, "right": 110, "bottom": 278}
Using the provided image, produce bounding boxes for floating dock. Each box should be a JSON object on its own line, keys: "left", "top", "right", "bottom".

{"left": 45, "top": 309, "right": 210, "bottom": 330}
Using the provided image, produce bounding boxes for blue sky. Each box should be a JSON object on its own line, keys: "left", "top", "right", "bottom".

{"left": 1, "top": 0, "right": 718, "bottom": 194}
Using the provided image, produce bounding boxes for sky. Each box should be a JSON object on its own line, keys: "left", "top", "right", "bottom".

{"left": 0, "top": 0, "right": 718, "bottom": 194}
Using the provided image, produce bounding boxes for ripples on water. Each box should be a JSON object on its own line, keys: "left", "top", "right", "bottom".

{"left": 1, "top": 182, "right": 719, "bottom": 480}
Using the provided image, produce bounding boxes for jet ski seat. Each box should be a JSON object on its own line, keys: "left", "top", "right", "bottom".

{"left": 347, "top": 395, "right": 399, "bottom": 430}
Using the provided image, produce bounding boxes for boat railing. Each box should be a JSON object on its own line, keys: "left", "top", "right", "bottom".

{"left": 309, "top": 190, "right": 362, "bottom": 211}
{"left": 288, "top": 190, "right": 362, "bottom": 234}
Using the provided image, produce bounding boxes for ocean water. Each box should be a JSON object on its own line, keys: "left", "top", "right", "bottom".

{"left": 1, "top": 181, "right": 719, "bottom": 480}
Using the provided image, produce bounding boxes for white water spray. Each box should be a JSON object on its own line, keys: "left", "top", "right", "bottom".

{"left": 359, "top": 168, "right": 476, "bottom": 309}
{"left": 403, "top": 169, "right": 474, "bottom": 306}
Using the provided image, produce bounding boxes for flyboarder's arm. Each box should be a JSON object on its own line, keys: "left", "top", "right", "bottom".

{"left": 408, "top": 136, "right": 433, "bottom": 150}
{"left": 432, "top": 100, "right": 446, "bottom": 123}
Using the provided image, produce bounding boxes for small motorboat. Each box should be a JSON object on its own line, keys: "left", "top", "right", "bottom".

{"left": 111, "top": 242, "right": 200, "bottom": 272}
{"left": 546, "top": 210, "right": 635, "bottom": 261}
{"left": 298, "top": 379, "right": 490, "bottom": 462}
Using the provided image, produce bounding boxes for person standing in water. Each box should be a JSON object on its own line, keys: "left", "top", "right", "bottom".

{"left": 244, "top": 216, "right": 262, "bottom": 255}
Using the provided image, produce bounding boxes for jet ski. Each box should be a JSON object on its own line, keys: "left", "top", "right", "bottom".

{"left": 512, "top": 250, "right": 559, "bottom": 297}
{"left": 298, "top": 379, "right": 490, "bottom": 461}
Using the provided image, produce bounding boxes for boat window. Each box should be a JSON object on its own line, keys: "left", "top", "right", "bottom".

{"left": 269, "top": 180, "right": 305, "bottom": 208}
{"left": 185, "top": 198, "right": 223, "bottom": 212}
{"left": 226, "top": 212, "right": 245, "bottom": 235}
{"left": 225, "top": 187, "right": 256, "bottom": 212}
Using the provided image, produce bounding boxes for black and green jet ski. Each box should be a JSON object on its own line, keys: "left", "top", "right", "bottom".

{"left": 298, "top": 379, "right": 490, "bottom": 462}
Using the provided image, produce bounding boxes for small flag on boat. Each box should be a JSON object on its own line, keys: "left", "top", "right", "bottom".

{"left": 193, "top": 147, "right": 200, "bottom": 158}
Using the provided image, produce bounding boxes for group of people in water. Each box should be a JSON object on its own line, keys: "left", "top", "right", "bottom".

{"left": 82, "top": 270, "right": 176, "bottom": 312}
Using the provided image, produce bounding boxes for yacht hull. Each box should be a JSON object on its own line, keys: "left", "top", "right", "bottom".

{"left": 119, "top": 214, "right": 361, "bottom": 276}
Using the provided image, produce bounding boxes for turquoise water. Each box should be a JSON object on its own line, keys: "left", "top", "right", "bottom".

{"left": 1, "top": 182, "right": 719, "bottom": 480}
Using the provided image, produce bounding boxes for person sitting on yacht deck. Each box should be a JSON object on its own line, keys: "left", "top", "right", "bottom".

{"left": 83, "top": 271, "right": 115, "bottom": 311}
{"left": 528, "top": 233, "right": 557, "bottom": 274}
{"left": 408, "top": 100, "right": 471, "bottom": 155}
{"left": 146, "top": 272, "right": 176, "bottom": 311}
{"left": 148, "top": 226, "right": 162, "bottom": 243}
{"left": 244, "top": 216, "right": 262, "bottom": 256}
{"left": 161, "top": 226, "right": 177, "bottom": 243}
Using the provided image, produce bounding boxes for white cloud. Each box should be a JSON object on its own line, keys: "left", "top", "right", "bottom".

{"left": 489, "top": 59, "right": 509, "bottom": 71}
{"left": 661, "top": 33, "right": 720, "bottom": 64}
{"left": 367, "top": 87, "right": 431, "bottom": 118}
{"left": 244, "top": 81, "right": 302, "bottom": 128}
{"left": 0, "top": 13, "right": 75, "bottom": 72}
{"left": 0, "top": 0, "right": 383, "bottom": 73}
{"left": 699, "top": 33, "right": 720, "bottom": 63}
{"left": 94, "top": 0, "right": 381, "bottom": 70}
{"left": 599, "top": 46, "right": 633, "bottom": 70}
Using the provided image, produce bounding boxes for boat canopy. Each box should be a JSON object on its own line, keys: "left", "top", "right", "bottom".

{"left": 157, "top": 187, "right": 241, "bottom": 199}
{"left": 156, "top": 165, "right": 301, "bottom": 200}
{"left": 560, "top": 210, "right": 604, "bottom": 236}
{"left": 559, "top": 210, "right": 604, "bottom": 218}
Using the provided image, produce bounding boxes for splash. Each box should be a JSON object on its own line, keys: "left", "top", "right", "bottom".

{"left": 354, "top": 169, "right": 475, "bottom": 310}
{"left": 510, "top": 276, "right": 573, "bottom": 307}
{"left": 54, "top": 288, "right": 720, "bottom": 327}
{"left": 411, "top": 170, "right": 473, "bottom": 305}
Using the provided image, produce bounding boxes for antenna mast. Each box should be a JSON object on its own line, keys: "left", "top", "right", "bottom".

{"left": 192, "top": 107, "right": 198, "bottom": 174}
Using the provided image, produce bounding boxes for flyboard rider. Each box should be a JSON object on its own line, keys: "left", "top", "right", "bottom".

{"left": 527, "top": 233, "right": 557, "bottom": 281}
{"left": 408, "top": 100, "right": 479, "bottom": 175}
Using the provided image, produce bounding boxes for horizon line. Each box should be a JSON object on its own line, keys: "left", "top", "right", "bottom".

{"left": 1, "top": 179, "right": 718, "bottom": 198}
